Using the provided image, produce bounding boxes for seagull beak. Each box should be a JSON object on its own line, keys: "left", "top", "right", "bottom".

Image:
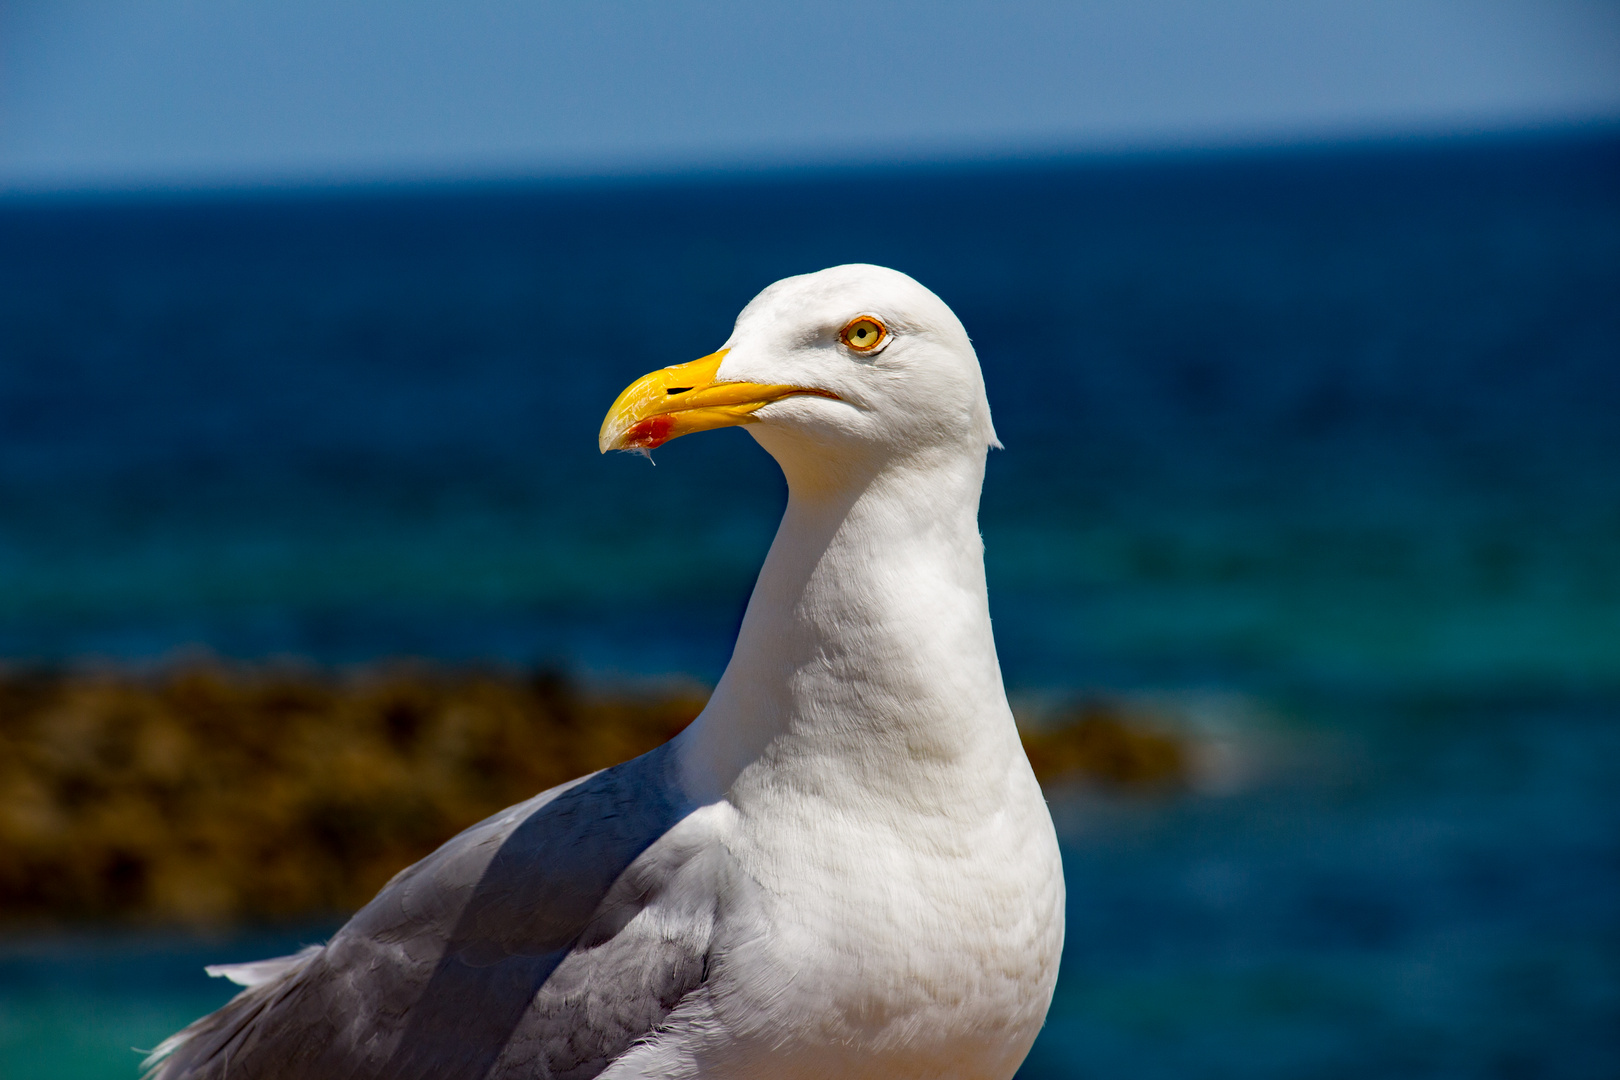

{"left": 599, "top": 349, "right": 838, "bottom": 453}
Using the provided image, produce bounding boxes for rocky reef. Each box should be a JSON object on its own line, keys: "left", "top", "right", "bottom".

{"left": 0, "top": 661, "right": 1191, "bottom": 924}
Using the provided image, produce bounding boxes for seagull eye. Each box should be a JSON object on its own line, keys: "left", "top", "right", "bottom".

{"left": 840, "top": 317, "right": 887, "bottom": 353}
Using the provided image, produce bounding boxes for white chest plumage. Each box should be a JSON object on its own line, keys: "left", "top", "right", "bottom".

{"left": 714, "top": 769, "right": 1064, "bottom": 1080}
{"left": 605, "top": 754, "right": 1064, "bottom": 1080}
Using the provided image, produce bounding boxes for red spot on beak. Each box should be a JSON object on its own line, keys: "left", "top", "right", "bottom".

{"left": 624, "top": 415, "right": 675, "bottom": 449}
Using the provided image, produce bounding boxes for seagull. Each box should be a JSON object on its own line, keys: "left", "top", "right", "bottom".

{"left": 147, "top": 264, "right": 1064, "bottom": 1080}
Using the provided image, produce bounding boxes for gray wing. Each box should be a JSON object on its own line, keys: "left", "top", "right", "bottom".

{"left": 147, "top": 743, "right": 723, "bottom": 1080}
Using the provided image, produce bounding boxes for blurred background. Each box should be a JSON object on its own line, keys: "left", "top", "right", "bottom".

{"left": 2, "top": 2, "right": 1619, "bottom": 1076}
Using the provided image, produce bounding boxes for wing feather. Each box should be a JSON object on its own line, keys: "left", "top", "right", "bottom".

{"left": 148, "top": 744, "right": 724, "bottom": 1080}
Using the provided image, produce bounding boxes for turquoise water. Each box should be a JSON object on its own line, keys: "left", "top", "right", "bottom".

{"left": 0, "top": 929, "right": 334, "bottom": 1080}
{"left": 2, "top": 131, "right": 1618, "bottom": 1076}
{"left": 1026, "top": 694, "right": 1620, "bottom": 1078}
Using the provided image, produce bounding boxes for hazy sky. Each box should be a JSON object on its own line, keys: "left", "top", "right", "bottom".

{"left": 2, "top": 0, "right": 1618, "bottom": 191}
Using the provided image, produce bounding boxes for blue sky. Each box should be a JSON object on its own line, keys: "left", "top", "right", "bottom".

{"left": 2, "top": 0, "right": 1618, "bottom": 191}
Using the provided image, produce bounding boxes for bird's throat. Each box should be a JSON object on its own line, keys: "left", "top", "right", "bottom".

{"left": 675, "top": 451, "right": 1019, "bottom": 807}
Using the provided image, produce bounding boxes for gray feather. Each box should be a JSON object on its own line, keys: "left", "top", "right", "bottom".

{"left": 147, "top": 743, "right": 720, "bottom": 1080}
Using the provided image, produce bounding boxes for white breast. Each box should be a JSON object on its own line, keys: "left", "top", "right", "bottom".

{"left": 614, "top": 740, "right": 1063, "bottom": 1080}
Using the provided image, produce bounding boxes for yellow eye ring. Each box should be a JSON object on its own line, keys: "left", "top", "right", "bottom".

{"left": 840, "top": 316, "right": 887, "bottom": 352}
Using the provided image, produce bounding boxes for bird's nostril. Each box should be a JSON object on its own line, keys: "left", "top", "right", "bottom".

{"left": 666, "top": 387, "right": 692, "bottom": 395}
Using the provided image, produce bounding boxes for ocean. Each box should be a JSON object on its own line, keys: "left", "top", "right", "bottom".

{"left": 1, "top": 131, "right": 1617, "bottom": 1076}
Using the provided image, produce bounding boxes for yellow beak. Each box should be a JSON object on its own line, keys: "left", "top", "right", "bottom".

{"left": 598, "top": 349, "right": 838, "bottom": 453}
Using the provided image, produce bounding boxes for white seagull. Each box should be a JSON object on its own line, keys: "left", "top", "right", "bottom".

{"left": 148, "top": 264, "right": 1065, "bottom": 1080}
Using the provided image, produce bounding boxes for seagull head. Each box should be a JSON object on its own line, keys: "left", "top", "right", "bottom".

{"left": 599, "top": 265, "right": 998, "bottom": 476}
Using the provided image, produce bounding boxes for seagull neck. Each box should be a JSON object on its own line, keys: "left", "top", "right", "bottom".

{"left": 677, "top": 446, "right": 1019, "bottom": 805}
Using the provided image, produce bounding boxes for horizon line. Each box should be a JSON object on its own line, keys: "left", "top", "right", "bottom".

{"left": 4, "top": 116, "right": 1617, "bottom": 207}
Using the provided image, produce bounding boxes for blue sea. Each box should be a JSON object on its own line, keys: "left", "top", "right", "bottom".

{"left": 2, "top": 131, "right": 1618, "bottom": 1077}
